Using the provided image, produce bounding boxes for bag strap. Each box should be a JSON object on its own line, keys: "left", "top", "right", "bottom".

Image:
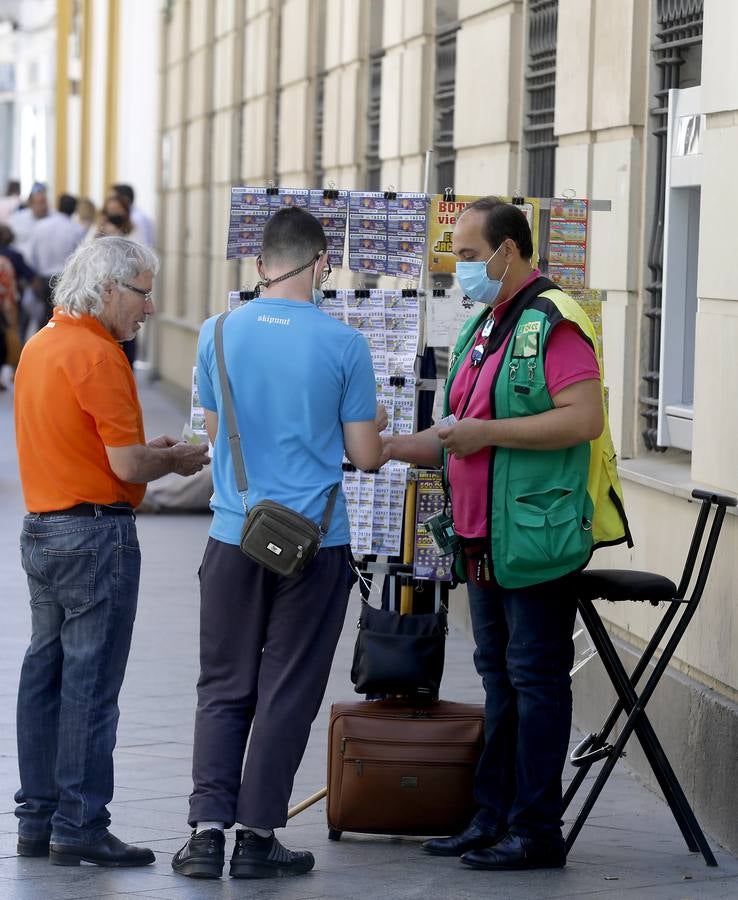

{"left": 214, "top": 310, "right": 339, "bottom": 531}
{"left": 214, "top": 312, "right": 249, "bottom": 502}
{"left": 319, "top": 483, "right": 339, "bottom": 536}
{"left": 487, "top": 275, "right": 561, "bottom": 355}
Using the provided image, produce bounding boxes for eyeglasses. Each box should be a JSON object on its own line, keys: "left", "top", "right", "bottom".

{"left": 319, "top": 259, "right": 332, "bottom": 284}
{"left": 121, "top": 282, "right": 153, "bottom": 303}
{"left": 470, "top": 316, "right": 494, "bottom": 368}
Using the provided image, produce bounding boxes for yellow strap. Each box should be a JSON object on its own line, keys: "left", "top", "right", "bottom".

{"left": 400, "top": 478, "right": 417, "bottom": 614}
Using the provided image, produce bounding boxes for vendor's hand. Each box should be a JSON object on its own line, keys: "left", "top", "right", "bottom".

{"left": 437, "top": 418, "right": 491, "bottom": 459}
{"left": 375, "top": 402, "right": 389, "bottom": 433}
{"left": 147, "top": 434, "right": 179, "bottom": 449}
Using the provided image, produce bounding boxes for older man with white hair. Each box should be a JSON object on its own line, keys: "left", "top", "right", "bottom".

{"left": 13, "top": 236, "right": 210, "bottom": 868}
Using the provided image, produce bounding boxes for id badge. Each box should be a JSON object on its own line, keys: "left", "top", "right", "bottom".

{"left": 512, "top": 330, "right": 539, "bottom": 358}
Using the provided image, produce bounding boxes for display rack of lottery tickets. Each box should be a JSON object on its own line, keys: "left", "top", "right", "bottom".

{"left": 197, "top": 170, "right": 611, "bottom": 627}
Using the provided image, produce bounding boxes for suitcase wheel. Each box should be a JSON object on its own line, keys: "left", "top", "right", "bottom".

{"left": 328, "top": 829, "right": 342, "bottom": 842}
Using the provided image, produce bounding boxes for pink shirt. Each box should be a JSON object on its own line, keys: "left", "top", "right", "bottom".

{"left": 447, "top": 276, "right": 601, "bottom": 538}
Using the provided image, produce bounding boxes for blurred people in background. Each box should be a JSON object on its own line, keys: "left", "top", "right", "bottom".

{"left": 10, "top": 185, "right": 49, "bottom": 259}
{"left": 27, "top": 194, "right": 86, "bottom": 329}
{"left": 0, "top": 180, "right": 21, "bottom": 224}
{"left": 93, "top": 193, "right": 144, "bottom": 244}
{"left": 0, "top": 224, "right": 36, "bottom": 288}
{"left": 0, "top": 253, "right": 17, "bottom": 389}
{"left": 91, "top": 194, "right": 144, "bottom": 367}
{"left": 112, "top": 184, "right": 154, "bottom": 248}
{"left": 0, "top": 224, "right": 35, "bottom": 359}
{"left": 8, "top": 188, "right": 48, "bottom": 343}
{"left": 75, "top": 197, "right": 97, "bottom": 232}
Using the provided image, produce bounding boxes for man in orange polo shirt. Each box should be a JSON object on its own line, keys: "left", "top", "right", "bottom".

{"left": 13, "top": 236, "right": 210, "bottom": 868}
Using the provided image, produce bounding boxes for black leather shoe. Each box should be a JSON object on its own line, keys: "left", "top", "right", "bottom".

{"left": 461, "top": 831, "right": 566, "bottom": 870}
{"left": 17, "top": 835, "right": 50, "bottom": 857}
{"left": 422, "top": 822, "right": 504, "bottom": 857}
{"left": 230, "top": 829, "right": 315, "bottom": 878}
{"left": 49, "top": 831, "right": 155, "bottom": 867}
{"left": 172, "top": 828, "right": 225, "bottom": 879}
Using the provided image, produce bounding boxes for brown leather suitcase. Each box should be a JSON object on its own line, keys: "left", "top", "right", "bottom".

{"left": 326, "top": 699, "right": 484, "bottom": 840}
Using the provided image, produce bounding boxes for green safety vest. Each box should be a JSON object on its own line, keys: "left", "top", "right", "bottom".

{"left": 443, "top": 276, "right": 632, "bottom": 589}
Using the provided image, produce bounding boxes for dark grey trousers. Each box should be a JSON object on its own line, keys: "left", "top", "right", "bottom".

{"left": 188, "top": 538, "right": 354, "bottom": 830}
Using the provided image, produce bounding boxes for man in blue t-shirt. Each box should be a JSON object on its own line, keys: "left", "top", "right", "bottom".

{"left": 173, "top": 207, "right": 383, "bottom": 881}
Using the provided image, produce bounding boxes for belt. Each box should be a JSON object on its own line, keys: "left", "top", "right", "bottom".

{"left": 37, "top": 503, "right": 134, "bottom": 517}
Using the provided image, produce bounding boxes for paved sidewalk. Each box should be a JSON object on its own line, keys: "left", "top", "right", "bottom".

{"left": 0, "top": 377, "right": 737, "bottom": 899}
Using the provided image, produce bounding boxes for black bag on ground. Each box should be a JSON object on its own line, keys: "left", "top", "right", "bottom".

{"left": 351, "top": 600, "right": 447, "bottom": 697}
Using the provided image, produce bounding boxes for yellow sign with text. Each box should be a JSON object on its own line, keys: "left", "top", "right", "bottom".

{"left": 427, "top": 195, "right": 540, "bottom": 274}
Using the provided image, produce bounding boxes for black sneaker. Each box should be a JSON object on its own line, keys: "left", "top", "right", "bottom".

{"left": 230, "top": 829, "right": 315, "bottom": 879}
{"left": 171, "top": 828, "right": 225, "bottom": 879}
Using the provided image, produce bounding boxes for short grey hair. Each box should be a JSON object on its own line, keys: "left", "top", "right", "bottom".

{"left": 54, "top": 236, "right": 160, "bottom": 318}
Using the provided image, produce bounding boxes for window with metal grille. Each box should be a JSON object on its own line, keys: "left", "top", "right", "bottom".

{"left": 431, "top": 1, "right": 458, "bottom": 310}
{"left": 524, "top": 0, "right": 558, "bottom": 198}
{"left": 642, "top": 0, "right": 703, "bottom": 451}
{"left": 313, "top": 0, "right": 327, "bottom": 186}
{"left": 314, "top": 71, "right": 326, "bottom": 186}
{"left": 364, "top": 0, "right": 384, "bottom": 192}
{"left": 360, "top": 5, "right": 383, "bottom": 289}
{"left": 433, "top": 1, "right": 458, "bottom": 196}
{"left": 365, "top": 50, "right": 383, "bottom": 192}
{"left": 272, "top": 0, "right": 282, "bottom": 187}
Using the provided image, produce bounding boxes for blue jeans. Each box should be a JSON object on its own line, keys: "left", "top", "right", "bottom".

{"left": 467, "top": 577, "right": 577, "bottom": 838}
{"left": 15, "top": 510, "right": 140, "bottom": 844}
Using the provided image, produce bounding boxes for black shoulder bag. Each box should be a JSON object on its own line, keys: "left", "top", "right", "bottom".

{"left": 214, "top": 311, "right": 338, "bottom": 577}
{"left": 350, "top": 597, "right": 448, "bottom": 698}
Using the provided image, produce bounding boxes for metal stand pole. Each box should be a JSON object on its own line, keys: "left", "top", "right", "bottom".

{"left": 400, "top": 478, "right": 417, "bottom": 614}
{"left": 418, "top": 148, "right": 433, "bottom": 295}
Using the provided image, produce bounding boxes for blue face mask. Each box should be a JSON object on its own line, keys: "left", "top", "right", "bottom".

{"left": 312, "top": 258, "right": 327, "bottom": 306}
{"left": 455, "top": 244, "right": 508, "bottom": 305}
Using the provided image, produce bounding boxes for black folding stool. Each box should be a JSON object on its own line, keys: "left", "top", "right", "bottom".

{"left": 563, "top": 489, "right": 736, "bottom": 867}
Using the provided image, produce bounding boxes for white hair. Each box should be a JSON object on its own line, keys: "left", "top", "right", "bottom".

{"left": 53, "top": 236, "right": 160, "bottom": 318}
